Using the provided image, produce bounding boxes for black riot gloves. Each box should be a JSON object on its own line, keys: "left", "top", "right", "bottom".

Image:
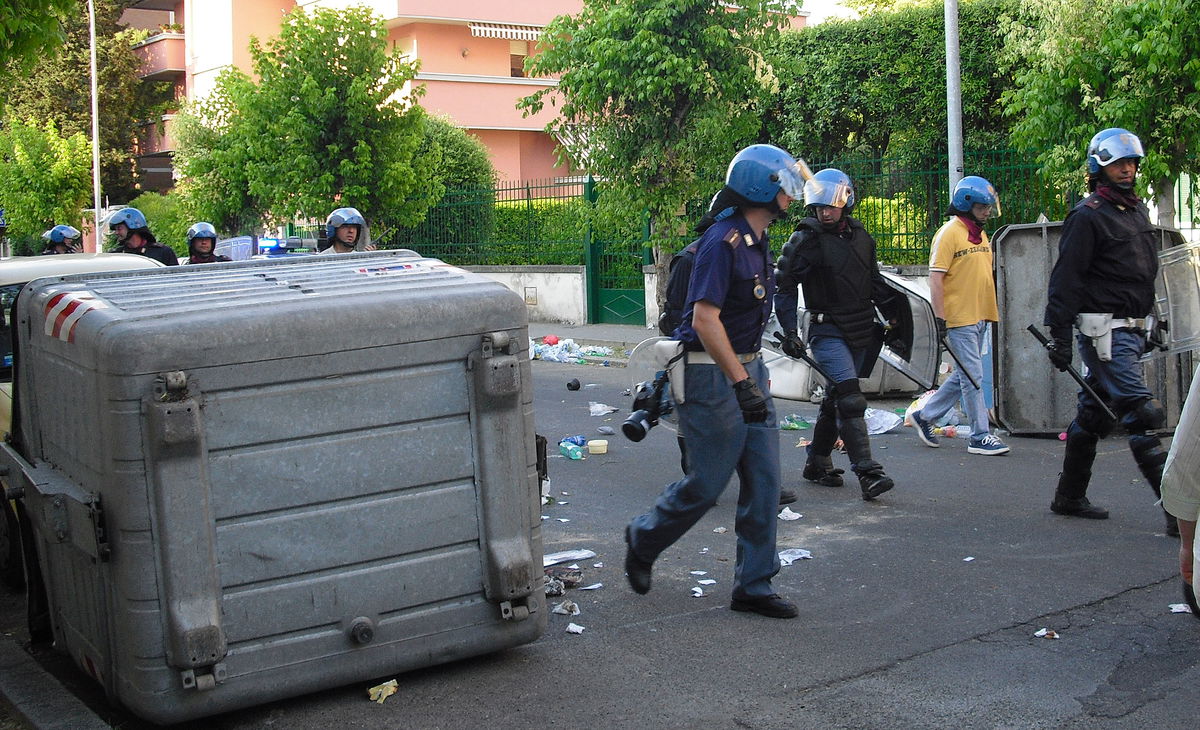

{"left": 773, "top": 330, "right": 806, "bottom": 360}
{"left": 1047, "top": 327, "right": 1073, "bottom": 372}
{"left": 733, "top": 377, "right": 769, "bottom": 423}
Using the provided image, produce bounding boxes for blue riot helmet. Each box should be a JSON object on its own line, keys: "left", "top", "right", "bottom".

{"left": 803, "top": 168, "right": 855, "bottom": 210}
{"left": 725, "top": 144, "right": 808, "bottom": 207}
{"left": 325, "top": 207, "right": 366, "bottom": 241}
{"left": 951, "top": 176, "right": 1001, "bottom": 218}
{"left": 109, "top": 207, "right": 148, "bottom": 233}
{"left": 1087, "top": 128, "right": 1144, "bottom": 174}
{"left": 43, "top": 224, "right": 82, "bottom": 245}
{"left": 186, "top": 222, "right": 218, "bottom": 244}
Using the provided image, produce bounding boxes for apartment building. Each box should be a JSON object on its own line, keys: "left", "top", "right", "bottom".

{"left": 126, "top": 0, "right": 587, "bottom": 188}
{"left": 128, "top": 2, "right": 806, "bottom": 190}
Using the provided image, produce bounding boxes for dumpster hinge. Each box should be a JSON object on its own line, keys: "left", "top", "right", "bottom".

{"left": 180, "top": 662, "right": 227, "bottom": 692}
{"left": 499, "top": 597, "right": 537, "bottom": 622}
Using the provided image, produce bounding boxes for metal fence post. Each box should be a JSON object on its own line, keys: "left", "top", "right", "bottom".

{"left": 583, "top": 175, "right": 598, "bottom": 324}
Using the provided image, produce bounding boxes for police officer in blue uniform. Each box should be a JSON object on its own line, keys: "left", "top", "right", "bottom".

{"left": 1044, "top": 128, "right": 1177, "bottom": 536}
{"left": 624, "top": 144, "right": 805, "bottom": 619}
{"left": 773, "top": 168, "right": 896, "bottom": 500}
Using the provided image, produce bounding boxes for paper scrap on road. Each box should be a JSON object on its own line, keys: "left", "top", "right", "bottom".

{"left": 963, "top": 556, "right": 975, "bottom": 562}
{"left": 566, "top": 622, "right": 586, "bottom": 634}
{"left": 1034, "top": 628, "right": 1060, "bottom": 639}
{"left": 579, "top": 583, "right": 603, "bottom": 590}
{"left": 713, "top": 526, "right": 728, "bottom": 534}
{"left": 552, "top": 600, "right": 580, "bottom": 616}
{"left": 691, "top": 587, "right": 705, "bottom": 597}
{"left": 589, "top": 401, "right": 618, "bottom": 416}
{"left": 544, "top": 549, "right": 597, "bottom": 567}
{"left": 367, "top": 679, "right": 399, "bottom": 704}
{"left": 779, "top": 548, "right": 813, "bottom": 566}
{"left": 593, "top": 562, "right": 604, "bottom": 568}
{"left": 1169, "top": 603, "right": 1193, "bottom": 614}
{"left": 698, "top": 579, "right": 716, "bottom": 586}
{"left": 778, "top": 507, "right": 802, "bottom": 521}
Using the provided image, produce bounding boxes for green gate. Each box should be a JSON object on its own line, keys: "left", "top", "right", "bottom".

{"left": 583, "top": 177, "right": 648, "bottom": 325}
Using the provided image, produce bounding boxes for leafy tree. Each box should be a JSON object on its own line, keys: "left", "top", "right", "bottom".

{"left": 0, "top": 0, "right": 78, "bottom": 81}
{"left": 765, "top": 0, "right": 1016, "bottom": 163}
{"left": 1002, "top": 0, "right": 1200, "bottom": 225}
{"left": 0, "top": 0, "right": 173, "bottom": 203}
{"left": 174, "top": 5, "right": 437, "bottom": 233}
{"left": 520, "top": 0, "right": 790, "bottom": 260}
{"left": 0, "top": 115, "right": 92, "bottom": 254}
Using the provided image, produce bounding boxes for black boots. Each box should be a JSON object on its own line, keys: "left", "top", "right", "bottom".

{"left": 1052, "top": 422, "right": 1108, "bottom": 519}
{"left": 802, "top": 454, "right": 844, "bottom": 487}
{"left": 840, "top": 416, "right": 893, "bottom": 501}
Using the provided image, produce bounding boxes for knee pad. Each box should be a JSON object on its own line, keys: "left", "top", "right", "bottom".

{"left": 1120, "top": 398, "right": 1165, "bottom": 434}
{"left": 1076, "top": 404, "right": 1117, "bottom": 438}
{"left": 834, "top": 379, "right": 867, "bottom": 420}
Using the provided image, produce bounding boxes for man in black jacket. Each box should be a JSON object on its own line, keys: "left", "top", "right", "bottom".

{"left": 1043, "top": 128, "right": 1176, "bottom": 536}
{"left": 773, "top": 168, "right": 896, "bottom": 501}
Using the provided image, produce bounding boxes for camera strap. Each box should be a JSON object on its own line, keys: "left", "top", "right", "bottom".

{"left": 652, "top": 340, "right": 686, "bottom": 405}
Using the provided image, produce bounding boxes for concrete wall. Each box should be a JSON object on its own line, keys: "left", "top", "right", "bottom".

{"left": 467, "top": 266, "right": 587, "bottom": 325}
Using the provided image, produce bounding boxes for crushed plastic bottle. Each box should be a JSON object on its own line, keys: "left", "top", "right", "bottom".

{"left": 933, "top": 426, "right": 971, "bottom": 439}
{"left": 559, "top": 441, "right": 584, "bottom": 460}
{"left": 779, "top": 414, "right": 811, "bottom": 430}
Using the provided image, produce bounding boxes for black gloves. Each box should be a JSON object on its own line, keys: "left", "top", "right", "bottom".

{"left": 773, "top": 330, "right": 806, "bottom": 360}
{"left": 935, "top": 317, "right": 948, "bottom": 342}
{"left": 733, "top": 377, "right": 769, "bottom": 423}
{"left": 1047, "top": 329, "right": 1073, "bottom": 372}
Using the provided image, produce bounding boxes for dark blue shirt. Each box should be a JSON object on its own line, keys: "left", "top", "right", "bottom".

{"left": 675, "top": 216, "right": 775, "bottom": 354}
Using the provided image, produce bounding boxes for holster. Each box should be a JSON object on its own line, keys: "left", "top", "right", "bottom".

{"left": 653, "top": 340, "right": 686, "bottom": 405}
{"left": 1076, "top": 313, "right": 1114, "bottom": 362}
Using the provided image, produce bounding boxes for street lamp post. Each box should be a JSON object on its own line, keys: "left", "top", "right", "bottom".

{"left": 944, "top": 0, "right": 963, "bottom": 193}
{"left": 88, "top": 0, "right": 103, "bottom": 252}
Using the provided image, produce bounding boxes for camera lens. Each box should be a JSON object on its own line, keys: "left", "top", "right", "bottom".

{"left": 622, "top": 410, "right": 652, "bottom": 442}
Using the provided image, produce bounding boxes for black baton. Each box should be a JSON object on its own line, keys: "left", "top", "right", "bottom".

{"left": 1026, "top": 324, "right": 1118, "bottom": 422}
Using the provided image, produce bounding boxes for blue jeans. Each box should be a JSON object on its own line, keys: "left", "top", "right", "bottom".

{"left": 918, "top": 321, "right": 990, "bottom": 440}
{"left": 808, "top": 332, "right": 870, "bottom": 384}
{"left": 1076, "top": 328, "right": 1152, "bottom": 412}
{"left": 628, "top": 357, "right": 781, "bottom": 598}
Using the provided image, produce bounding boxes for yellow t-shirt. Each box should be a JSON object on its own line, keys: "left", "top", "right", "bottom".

{"left": 928, "top": 216, "right": 999, "bottom": 327}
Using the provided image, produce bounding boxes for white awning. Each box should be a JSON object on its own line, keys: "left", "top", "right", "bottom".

{"left": 468, "top": 23, "right": 543, "bottom": 42}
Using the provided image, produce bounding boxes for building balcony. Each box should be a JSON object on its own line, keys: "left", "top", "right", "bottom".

{"left": 132, "top": 32, "right": 185, "bottom": 81}
{"left": 134, "top": 114, "right": 178, "bottom": 157}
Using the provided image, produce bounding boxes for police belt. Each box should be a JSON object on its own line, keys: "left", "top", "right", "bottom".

{"left": 1111, "top": 317, "right": 1147, "bottom": 330}
{"left": 809, "top": 312, "right": 832, "bottom": 324}
{"left": 688, "top": 351, "right": 760, "bottom": 365}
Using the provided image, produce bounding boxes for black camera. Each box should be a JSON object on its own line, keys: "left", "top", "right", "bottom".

{"left": 622, "top": 370, "right": 673, "bottom": 442}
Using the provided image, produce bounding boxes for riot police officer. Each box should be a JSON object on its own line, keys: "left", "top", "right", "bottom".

{"left": 109, "top": 207, "right": 178, "bottom": 266}
{"left": 773, "top": 168, "right": 897, "bottom": 500}
{"left": 184, "top": 222, "right": 230, "bottom": 264}
{"left": 41, "top": 224, "right": 81, "bottom": 255}
{"left": 319, "top": 207, "right": 374, "bottom": 254}
{"left": 624, "top": 144, "right": 805, "bottom": 619}
{"left": 1043, "top": 128, "right": 1177, "bottom": 536}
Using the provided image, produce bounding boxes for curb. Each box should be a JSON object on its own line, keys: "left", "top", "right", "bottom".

{"left": 0, "top": 638, "right": 110, "bottom": 729}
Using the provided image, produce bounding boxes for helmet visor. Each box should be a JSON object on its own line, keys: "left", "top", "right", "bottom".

{"left": 773, "top": 160, "right": 808, "bottom": 200}
{"left": 1093, "top": 132, "right": 1145, "bottom": 166}
{"left": 803, "top": 178, "right": 854, "bottom": 208}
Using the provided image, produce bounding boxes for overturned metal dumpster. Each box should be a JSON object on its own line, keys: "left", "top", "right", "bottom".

{"left": 0, "top": 251, "right": 546, "bottom": 723}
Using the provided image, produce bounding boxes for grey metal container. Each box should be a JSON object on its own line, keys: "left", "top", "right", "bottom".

{"left": 7, "top": 251, "right": 546, "bottom": 723}
{"left": 992, "top": 222, "right": 1196, "bottom": 435}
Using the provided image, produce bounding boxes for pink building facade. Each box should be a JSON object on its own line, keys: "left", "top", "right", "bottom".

{"left": 127, "top": 0, "right": 588, "bottom": 188}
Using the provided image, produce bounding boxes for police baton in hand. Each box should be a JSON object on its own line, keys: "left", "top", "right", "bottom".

{"left": 772, "top": 331, "right": 834, "bottom": 384}
{"left": 1026, "top": 324, "right": 1117, "bottom": 421}
{"left": 937, "top": 332, "right": 981, "bottom": 390}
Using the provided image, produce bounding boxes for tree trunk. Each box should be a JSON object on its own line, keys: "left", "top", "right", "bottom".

{"left": 1153, "top": 176, "right": 1177, "bottom": 229}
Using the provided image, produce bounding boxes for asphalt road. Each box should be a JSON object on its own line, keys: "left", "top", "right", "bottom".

{"left": 2, "top": 359, "right": 1197, "bottom": 729}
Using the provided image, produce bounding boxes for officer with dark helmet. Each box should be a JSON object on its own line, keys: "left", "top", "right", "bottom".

{"left": 773, "top": 168, "right": 897, "bottom": 501}
{"left": 184, "top": 222, "right": 230, "bottom": 264}
{"left": 624, "top": 144, "right": 805, "bottom": 619}
{"left": 1044, "top": 127, "right": 1177, "bottom": 536}
{"left": 40, "top": 225, "right": 82, "bottom": 255}
{"left": 109, "top": 207, "right": 178, "bottom": 265}
{"left": 319, "top": 207, "right": 375, "bottom": 254}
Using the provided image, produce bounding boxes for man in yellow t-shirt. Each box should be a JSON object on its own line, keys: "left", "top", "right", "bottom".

{"left": 910, "top": 176, "right": 1010, "bottom": 455}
